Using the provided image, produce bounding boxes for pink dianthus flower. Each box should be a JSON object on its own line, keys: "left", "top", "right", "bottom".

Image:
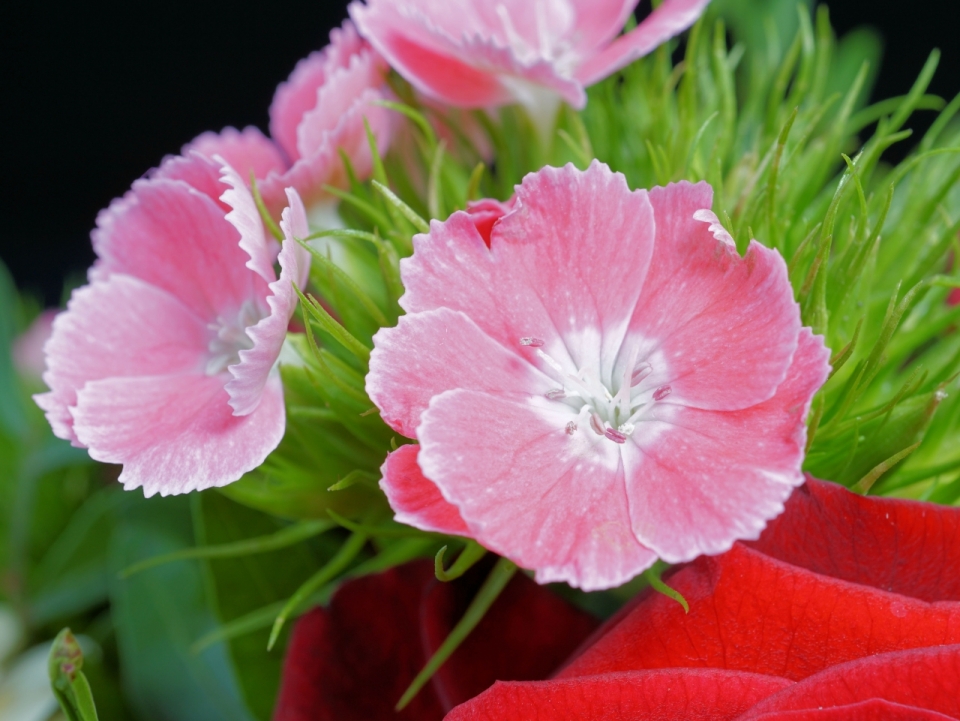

{"left": 35, "top": 155, "right": 310, "bottom": 496}
{"left": 182, "top": 21, "right": 393, "bottom": 222}
{"left": 367, "top": 162, "right": 830, "bottom": 591}
{"left": 348, "top": 0, "right": 710, "bottom": 111}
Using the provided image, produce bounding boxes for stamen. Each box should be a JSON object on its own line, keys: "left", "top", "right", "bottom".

{"left": 618, "top": 422, "right": 635, "bottom": 436}
{"left": 565, "top": 421, "right": 577, "bottom": 435}
{"left": 545, "top": 388, "right": 566, "bottom": 400}
{"left": 520, "top": 336, "right": 545, "bottom": 347}
{"left": 604, "top": 428, "right": 627, "bottom": 444}
{"left": 589, "top": 413, "right": 605, "bottom": 436}
{"left": 653, "top": 385, "right": 672, "bottom": 401}
{"left": 631, "top": 363, "right": 653, "bottom": 386}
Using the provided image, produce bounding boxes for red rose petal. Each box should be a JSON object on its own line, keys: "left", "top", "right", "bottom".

{"left": 747, "top": 700, "right": 955, "bottom": 720}
{"left": 444, "top": 669, "right": 791, "bottom": 720}
{"left": 736, "top": 645, "right": 960, "bottom": 719}
{"left": 747, "top": 477, "right": 960, "bottom": 602}
{"left": 423, "top": 560, "right": 599, "bottom": 709}
{"left": 274, "top": 559, "right": 598, "bottom": 720}
{"left": 273, "top": 562, "right": 445, "bottom": 721}
{"left": 559, "top": 542, "right": 960, "bottom": 681}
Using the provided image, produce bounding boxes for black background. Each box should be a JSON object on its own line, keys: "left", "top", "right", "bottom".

{"left": 1, "top": 0, "right": 956, "bottom": 305}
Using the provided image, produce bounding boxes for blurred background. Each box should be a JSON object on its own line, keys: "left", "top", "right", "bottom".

{"left": 1, "top": 0, "right": 958, "bottom": 307}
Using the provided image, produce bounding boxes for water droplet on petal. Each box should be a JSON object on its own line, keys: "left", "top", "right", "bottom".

{"left": 604, "top": 428, "right": 627, "bottom": 444}
{"left": 590, "top": 413, "right": 605, "bottom": 436}
{"left": 653, "top": 385, "right": 672, "bottom": 401}
{"left": 520, "top": 336, "right": 545, "bottom": 347}
{"left": 565, "top": 421, "right": 577, "bottom": 435}
{"left": 545, "top": 388, "right": 566, "bottom": 400}
{"left": 631, "top": 363, "right": 652, "bottom": 386}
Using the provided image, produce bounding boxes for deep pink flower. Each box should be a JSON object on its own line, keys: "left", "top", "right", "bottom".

{"left": 349, "top": 0, "right": 710, "bottom": 111}
{"left": 367, "top": 162, "right": 830, "bottom": 590}
{"left": 183, "top": 21, "right": 393, "bottom": 219}
{"left": 35, "top": 155, "right": 310, "bottom": 496}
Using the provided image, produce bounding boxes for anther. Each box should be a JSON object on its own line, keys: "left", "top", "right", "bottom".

{"left": 565, "top": 421, "right": 577, "bottom": 435}
{"left": 618, "top": 422, "right": 635, "bottom": 436}
{"left": 520, "top": 337, "right": 545, "bottom": 347}
{"left": 604, "top": 428, "right": 627, "bottom": 444}
{"left": 589, "top": 413, "right": 605, "bottom": 436}
{"left": 545, "top": 388, "right": 566, "bottom": 400}
{"left": 631, "top": 363, "right": 653, "bottom": 386}
{"left": 653, "top": 385, "right": 672, "bottom": 401}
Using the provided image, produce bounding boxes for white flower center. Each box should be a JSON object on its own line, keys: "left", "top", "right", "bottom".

{"left": 520, "top": 335, "right": 672, "bottom": 445}
{"left": 206, "top": 300, "right": 263, "bottom": 375}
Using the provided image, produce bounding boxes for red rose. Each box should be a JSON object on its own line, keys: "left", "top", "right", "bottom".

{"left": 448, "top": 478, "right": 960, "bottom": 719}
{"left": 272, "top": 556, "right": 598, "bottom": 720}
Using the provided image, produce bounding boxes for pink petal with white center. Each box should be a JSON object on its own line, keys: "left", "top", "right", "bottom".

{"left": 218, "top": 160, "right": 277, "bottom": 284}
{"left": 624, "top": 329, "right": 830, "bottom": 563}
{"left": 380, "top": 444, "right": 470, "bottom": 535}
{"left": 73, "top": 372, "right": 285, "bottom": 496}
{"left": 401, "top": 162, "right": 655, "bottom": 374}
{"left": 628, "top": 181, "right": 800, "bottom": 411}
{"left": 270, "top": 22, "right": 365, "bottom": 162}
{"left": 368, "top": 307, "right": 554, "bottom": 438}
{"left": 225, "top": 188, "right": 311, "bottom": 416}
{"left": 185, "top": 126, "right": 287, "bottom": 184}
{"left": 576, "top": 0, "right": 713, "bottom": 86}
{"left": 91, "top": 177, "right": 267, "bottom": 321}
{"left": 35, "top": 274, "right": 209, "bottom": 444}
{"left": 418, "top": 389, "right": 658, "bottom": 590}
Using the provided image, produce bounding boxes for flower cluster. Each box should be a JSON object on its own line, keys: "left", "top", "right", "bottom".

{"left": 21, "top": 0, "right": 960, "bottom": 718}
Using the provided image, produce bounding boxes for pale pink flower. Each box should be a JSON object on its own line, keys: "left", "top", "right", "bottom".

{"left": 367, "top": 162, "right": 830, "bottom": 591}
{"left": 12, "top": 311, "right": 56, "bottom": 378}
{"left": 183, "top": 21, "right": 394, "bottom": 221}
{"left": 349, "top": 0, "right": 710, "bottom": 111}
{"left": 35, "top": 156, "right": 310, "bottom": 496}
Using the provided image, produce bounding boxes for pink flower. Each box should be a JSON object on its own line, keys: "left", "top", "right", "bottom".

{"left": 348, "top": 0, "right": 710, "bottom": 111}
{"left": 183, "top": 21, "right": 393, "bottom": 220}
{"left": 13, "top": 310, "right": 56, "bottom": 378}
{"left": 35, "top": 155, "right": 310, "bottom": 496}
{"left": 367, "top": 162, "right": 830, "bottom": 591}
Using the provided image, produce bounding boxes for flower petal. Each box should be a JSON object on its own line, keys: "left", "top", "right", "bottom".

{"left": 185, "top": 126, "right": 287, "bottom": 185}
{"left": 367, "top": 307, "right": 553, "bottom": 438}
{"left": 745, "top": 701, "right": 956, "bottom": 720}
{"left": 72, "top": 372, "right": 285, "bottom": 496}
{"left": 91, "top": 176, "right": 267, "bottom": 321}
{"left": 628, "top": 181, "right": 802, "bottom": 411}
{"left": 737, "top": 645, "right": 960, "bottom": 720}
{"left": 273, "top": 562, "right": 447, "bottom": 721}
{"left": 624, "top": 329, "right": 829, "bottom": 563}
{"left": 402, "top": 162, "right": 656, "bottom": 376}
{"left": 226, "top": 189, "right": 311, "bottom": 416}
{"left": 270, "top": 21, "right": 365, "bottom": 163}
{"left": 747, "top": 477, "right": 960, "bottom": 603}
{"left": 422, "top": 559, "right": 600, "bottom": 709}
{"left": 35, "top": 275, "right": 208, "bottom": 444}
{"left": 418, "top": 389, "right": 658, "bottom": 590}
{"left": 558, "top": 542, "right": 960, "bottom": 682}
{"left": 445, "top": 669, "right": 792, "bottom": 721}
{"left": 576, "top": 0, "right": 713, "bottom": 86}
{"left": 380, "top": 444, "right": 470, "bottom": 535}
{"left": 219, "top": 161, "right": 278, "bottom": 284}
{"left": 349, "top": 1, "right": 511, "bottom": 107}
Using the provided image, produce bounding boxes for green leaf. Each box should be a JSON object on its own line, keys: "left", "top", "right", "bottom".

{"left": 108, "top": 493, "right": 258, "bottom": 721}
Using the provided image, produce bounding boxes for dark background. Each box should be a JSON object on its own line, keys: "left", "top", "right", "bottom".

{"left": 1, "top": 0, "right": 956, "bottom": 306}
